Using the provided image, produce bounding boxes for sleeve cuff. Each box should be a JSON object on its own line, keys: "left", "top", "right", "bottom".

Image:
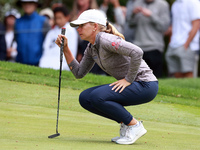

{"left": 125, "top": 76, "right": 134, "bottom": 83}
{"left": 68, "top": 59, "right": 78, "bottom": 71}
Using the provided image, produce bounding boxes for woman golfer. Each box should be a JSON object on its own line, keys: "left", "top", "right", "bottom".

{"left": 55, "top": 9, "right": 158, "bottom": 145}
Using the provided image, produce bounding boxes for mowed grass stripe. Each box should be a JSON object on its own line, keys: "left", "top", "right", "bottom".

{"left": 0, "top": 80, "right": 200, "bottom": 150}
{"left": 0, "top": 61, "right": 200, "bottom": 107}
{"left": 0, "top": 102, "right": 200, "bottom": 150}
{"left": 1, "top": 79, "right": 200, "bottom": 127}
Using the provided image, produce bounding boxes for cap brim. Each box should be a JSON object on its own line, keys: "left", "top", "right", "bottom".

{"left": 70, "top": 20, "right": 89, "bottom": 27}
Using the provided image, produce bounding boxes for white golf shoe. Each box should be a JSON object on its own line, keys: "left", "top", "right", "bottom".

{"left": 115, "top": 121, "right": 147, "bottom": 145}
{"left": 111, "top": 123, "right": 128, "bottom": 142}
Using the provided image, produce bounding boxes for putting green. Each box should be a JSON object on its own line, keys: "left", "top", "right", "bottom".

{"left": 0, "top": 79, "right": 200, "bottom": 150}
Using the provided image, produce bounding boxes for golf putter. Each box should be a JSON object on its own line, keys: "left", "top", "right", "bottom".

{"left": 48, "top": 27, "right": 66, "bottom": 139}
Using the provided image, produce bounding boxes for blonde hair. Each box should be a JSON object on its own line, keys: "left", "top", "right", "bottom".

{"left": 70, "top": 0, "right": 98, "bottom": 21}
{"left": 98, "top": 22, "right": 125, "bottom": 40}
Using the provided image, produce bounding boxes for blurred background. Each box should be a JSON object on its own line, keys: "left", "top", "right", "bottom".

{"left": 0, "top": 0, "right": 175, "bottom": 21}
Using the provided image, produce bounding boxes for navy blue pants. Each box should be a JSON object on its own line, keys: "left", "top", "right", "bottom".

{"left": 79, "top": 81, "right": 158, "bottom": 125}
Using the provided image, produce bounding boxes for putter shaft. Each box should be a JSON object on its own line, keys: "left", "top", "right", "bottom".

{"left": 48, "top": 28, "right": 66, "bottom": 139}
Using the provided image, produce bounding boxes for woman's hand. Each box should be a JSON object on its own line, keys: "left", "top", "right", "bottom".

{"left": 55, "top": 34, "right": 74, "bottom": 64}
{"left": 55, "top": 34, "right": 68, "bottom": 48}
{"left": 109, "top": 79, "right": 131, "bottom": 93}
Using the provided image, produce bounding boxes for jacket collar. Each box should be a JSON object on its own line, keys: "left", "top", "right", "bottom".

{"left": 24, "top": 11, "right": 37, "bottom": 19}
{"left": 89, "top": 32, "right": 103, "bottom": 49}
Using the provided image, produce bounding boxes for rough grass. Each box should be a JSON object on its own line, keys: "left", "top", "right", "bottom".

{"left": 0, "top": 61, "right": 200, "bottom": 150}
{"left": 1, "top": 61, "right": 200, "bottom": 107}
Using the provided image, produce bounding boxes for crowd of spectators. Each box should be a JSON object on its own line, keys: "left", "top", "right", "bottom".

{"left": 0, "top": 0, "right": 200, "bottom": 78}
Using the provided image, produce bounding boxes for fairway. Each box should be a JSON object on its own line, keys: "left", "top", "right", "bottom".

{"left": 0, "top": 62, "right": 200, "bottom": 150}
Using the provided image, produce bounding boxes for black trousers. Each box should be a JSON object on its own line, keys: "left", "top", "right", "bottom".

{"left": 79, "top": 81, "right": 158, "bottom": 125}
{"left": 143, "top": 50, "right": 163, "bottom": 78}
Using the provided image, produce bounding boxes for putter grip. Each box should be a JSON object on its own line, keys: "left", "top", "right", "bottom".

{"left": 61, "top": 27, "right": 66, "bottom": 35}
{"left": 60, "top": 28, "right": 66, "bottom": 62}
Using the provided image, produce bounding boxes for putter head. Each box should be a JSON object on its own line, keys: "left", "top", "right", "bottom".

{"left": 48, "top": 133, "right": 60, "bottom": 138}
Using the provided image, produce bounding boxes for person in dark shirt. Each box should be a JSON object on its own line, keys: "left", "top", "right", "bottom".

{"left": 0, "top": 22, "right": 7, "bottom": 61}
{"left": 15, "top": 0, "right": 50, "bottom": 66}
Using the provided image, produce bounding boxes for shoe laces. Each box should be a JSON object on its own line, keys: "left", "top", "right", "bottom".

{"left": 125, "top": 122, "right": 141, "bottom": 139}
{"left": 124, "top": 126, "right": 133, "bottom": 139}
{"left": 120, "top": 123, "right": 125, "bottom": 130}
{"left": 120, "top": 123, "right": 127, "bottom": 137}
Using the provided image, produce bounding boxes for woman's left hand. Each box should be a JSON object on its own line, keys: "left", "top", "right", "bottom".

{"left": 109, "top": 79, "right": 131, "bottom": 93}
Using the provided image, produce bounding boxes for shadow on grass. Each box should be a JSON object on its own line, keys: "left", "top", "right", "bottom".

{"left": 49, "top": 136, "right": 144, "bottom": 146}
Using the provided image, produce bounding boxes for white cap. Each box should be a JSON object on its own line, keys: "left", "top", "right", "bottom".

{"left": 40, "top": 8, "right": 54, "bottom": 19}
{"left": 5, "top": 9, "right": 21, "bottom": 19}
{"left": 70, "top": 9, "right": 107, "bottom": 27}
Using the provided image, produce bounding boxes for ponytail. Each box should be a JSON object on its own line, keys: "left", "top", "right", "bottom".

{"left": 99, "top": 21, "right": 125, "bottom": 40}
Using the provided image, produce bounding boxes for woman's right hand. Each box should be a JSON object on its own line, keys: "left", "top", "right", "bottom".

{"left": 55, "top": 34, "right": 68, "bottom": 48}
{"left": 55, "top": 34, "right": 75, "bottom": 65}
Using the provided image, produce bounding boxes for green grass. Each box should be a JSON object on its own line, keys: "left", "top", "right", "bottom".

{"left": 1, "top": 61, "right": 200, "bottom": 107}
{"left": 0, "top": 61, "right": 200, "bottom": 150}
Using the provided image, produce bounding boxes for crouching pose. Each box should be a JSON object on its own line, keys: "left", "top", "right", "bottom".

{"left": 55, "top": 9, "right": 158, "bottom": 145}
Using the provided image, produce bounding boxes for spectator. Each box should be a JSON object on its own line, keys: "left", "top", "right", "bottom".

{"left": 100, "top": 0, "right": 126, "bottom": 34}
{"left": 70, "top": 0, "right": 98, "bottom": 22}
{"left": 123, "top": 0, "right": 136, "bottom": 42}
{"left": 40, "top": 8, "right": 54, "bottom": 28}
{"left": 165, "top": 0, "right": 200, "bottom": 78}
{"left": 51, "top": 2, "right": 63, "bottom": 10}
{"left": 71, "top": 0, "right": 106, "bottom": 75}
{"left": 100, "top": 0, "right": 136, "bottom": 42}
{"left": 70, "top": 0, "right": 98, "bottom": 63}
{"left": 39, "top": 6, "right": 78, "bottom": 70}
{"left": 70, "top": 0, "right": 98, "bottom": 62}
{"left": 129, "top": 0, "right": 170, "bottom": 78}
{"left": 4, "top": 9, "right": 21, "bottom": 62}
{"left": 15, "top": 0, "right": 51, "bottom": 66}
{"left": 0, "top": 22, "right": 6, "bottom": 61}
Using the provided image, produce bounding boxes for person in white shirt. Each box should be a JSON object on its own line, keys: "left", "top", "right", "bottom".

{"left": 4, "top": 9, "right": 21, "bottom": 62}
{"left": 165, "top": 0, "right": 200, "bottom": 78}
{"left": 39, "top": 6, "right": 78, "bottom": 70}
